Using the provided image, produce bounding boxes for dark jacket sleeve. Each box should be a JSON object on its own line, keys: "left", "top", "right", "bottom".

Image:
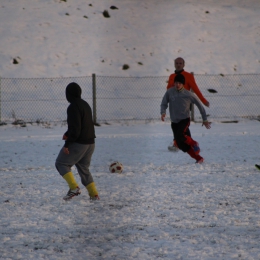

{"left": 64, "top": 104, "right": 81, "bottom": 148}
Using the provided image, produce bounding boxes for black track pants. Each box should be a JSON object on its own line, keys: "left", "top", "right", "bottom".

{"left": 171, "top": 118, "right": 191, "bottom": 152}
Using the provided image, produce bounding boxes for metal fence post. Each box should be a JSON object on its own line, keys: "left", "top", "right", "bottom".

{"left": 92, "top": 73, "right": 97, "bottom": 124}
{"left": 190, "top": 72, "right": 195, "bottom": 121}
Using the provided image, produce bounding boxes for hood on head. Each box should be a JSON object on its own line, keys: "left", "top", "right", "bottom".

{"left": 66, "top": 82, "right": 82, "bottom": 103}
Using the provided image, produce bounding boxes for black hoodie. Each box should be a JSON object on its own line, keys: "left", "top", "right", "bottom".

{"left": 64, "top": 82, "right": 95, "bottom": 148}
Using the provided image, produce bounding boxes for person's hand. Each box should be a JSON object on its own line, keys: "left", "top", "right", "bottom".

{"left": 202, "top": 121, "right": 211, "bottom": 129}
{"left": 161, "top": 114, "right": 166, "bottom": 121}
{"left": 204, "top": 101, "right": 210, "bottom": 107}
{"left": 63, "top": 147, "right": 69, "bottom": 154}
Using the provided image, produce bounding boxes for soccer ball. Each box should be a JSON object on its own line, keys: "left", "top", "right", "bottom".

{"left": 109, "top": 161, "right": 123, "bottom": 173}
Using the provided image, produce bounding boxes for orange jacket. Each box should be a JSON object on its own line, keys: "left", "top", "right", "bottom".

{"left": 166, "top": 70, "right": 208, "bottom": 106}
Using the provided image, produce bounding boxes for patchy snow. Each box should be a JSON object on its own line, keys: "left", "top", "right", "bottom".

{"left": 0, "top": 120, "right": 260, "bottom": 259}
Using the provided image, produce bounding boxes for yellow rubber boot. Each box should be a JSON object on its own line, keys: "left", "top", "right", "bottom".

{"left": 86, "top": 182, "right": 99, "bottom": 199}
{"left": 63, "top": 172, "right": 78, "bottom": 190}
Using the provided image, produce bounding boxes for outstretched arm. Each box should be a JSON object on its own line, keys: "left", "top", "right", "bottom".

{"left": 161, "top": 114, "right": 166, "bottom": 121}
{"left": 189, "top": 74, "right": 210, "bottom": 107}
{"left": 202, "top": 120, "right": 211, "bottom": 129}
{"left": 191, "top": 93, "right": 211, "bottom": 129}
{"left": 204, "top": 100, "right": 210, "bottom": 107}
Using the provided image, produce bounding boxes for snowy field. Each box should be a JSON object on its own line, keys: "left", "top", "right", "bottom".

{"left": 1, "top": 120, "right": 260, "bottom": 260}
{"left": 0, "top": 1, "right": 260, "bottom": 258}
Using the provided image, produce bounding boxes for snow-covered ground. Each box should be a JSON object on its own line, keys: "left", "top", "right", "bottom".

{"left": 1, "top": 120, "right": 260, "bottom": 260}
{"left": 0, "top": 0, "right": 260, "bottom": 78}
{"left": 0, "top": 0, "right": 260, "bottom": 259}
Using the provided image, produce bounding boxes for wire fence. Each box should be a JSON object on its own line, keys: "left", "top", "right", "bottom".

{"left": 0, "top": 74, "right": 259, "bottom": 124}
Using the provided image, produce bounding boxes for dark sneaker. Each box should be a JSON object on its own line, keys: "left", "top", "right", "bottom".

{"left": 168, "top": 140, "right": 179, "bottom": 152}
{"left": 90, "top": 195, "right": 100, "bottom": 201}
{"left": 255, "top": 164, "right": 260, "bottom": 171}
{"left": 193, "top": 142, "right": 200, "bottom": 155}
{"left": 168, "top": 144, "right": 179, "bottom": 152}
{"left": 63, "top": 186, "right": 81, "bottom": 200}
{"left": 196, "top": 158, "right": 204, "bottom": 164}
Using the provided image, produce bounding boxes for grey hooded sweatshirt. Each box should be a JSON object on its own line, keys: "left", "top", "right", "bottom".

{"left": 160, "top": 87, "right": 207, "bottom": 123}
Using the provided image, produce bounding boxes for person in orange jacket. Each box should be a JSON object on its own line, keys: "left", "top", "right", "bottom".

{"left": 166, "top": 57, "right": 210, "bottom": 107}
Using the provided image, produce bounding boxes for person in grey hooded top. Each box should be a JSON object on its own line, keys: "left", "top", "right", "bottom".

{"left": 161, "top": 74, "right": 211, "bottom": 163}
{"left": 55, "top": 82, "right": 99, "bottom": 200}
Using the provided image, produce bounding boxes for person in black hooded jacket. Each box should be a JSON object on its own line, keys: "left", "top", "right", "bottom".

{"left": 55, "top": 82, "right": 99, "bottom": 200}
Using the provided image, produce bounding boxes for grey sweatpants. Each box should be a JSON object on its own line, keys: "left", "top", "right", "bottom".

{"left": 55, "top": 143, "right": 95, "bottom": 187}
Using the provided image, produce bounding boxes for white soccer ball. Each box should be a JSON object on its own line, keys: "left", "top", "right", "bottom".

{"left": 109, "top": 161, "right": 123, "bottom": 173}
